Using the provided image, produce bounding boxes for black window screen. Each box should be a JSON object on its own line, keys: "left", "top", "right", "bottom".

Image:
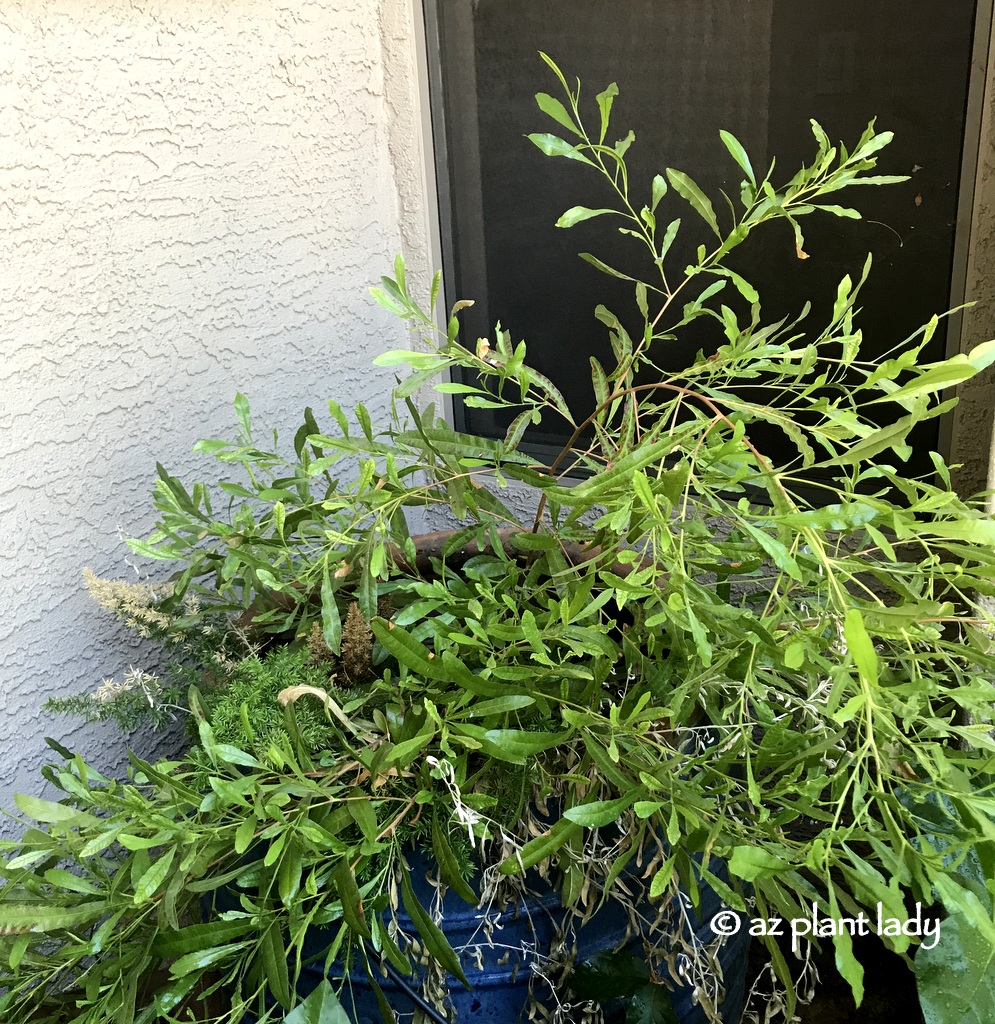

{"left": 426, "top": 1, "right": 980, "bottom": 473}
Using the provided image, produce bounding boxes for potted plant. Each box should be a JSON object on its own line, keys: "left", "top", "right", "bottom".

{"left": 4, "top": 56, "right": 995, "bottom": 1024}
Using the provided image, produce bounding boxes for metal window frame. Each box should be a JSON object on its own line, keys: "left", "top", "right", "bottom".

{"left": 938, "top": 0, "right": 995, "bottom": 454}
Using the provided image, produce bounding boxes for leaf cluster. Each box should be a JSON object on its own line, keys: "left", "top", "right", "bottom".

{"left": 199, "top": 646, "right": 348, "bottom": 762}
{"left": 0, "top": 711, "right": 473, "bottom": 1024}
{"left": 19, "top": 55, "right": 995, "bottom": 1020}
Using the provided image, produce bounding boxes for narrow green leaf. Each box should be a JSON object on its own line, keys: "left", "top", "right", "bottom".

{"left": 579, "top": 252, "right": 640, "bottom": 282}
{"left": 844, "top": 609, "right": 878, "bottom": 687}
{"left": 118, "top": 833, "right": 165, "bottom": 851}
{"left": 45, "top": 737, "right": 74, "bottom": 759}
{"left": 370, "top": 618, "right": 447, "bottom": 681}
{"left": 499, "top": 817, "right": 583, "bottom": 874}
{"left": 736, "top": 521, "right": 803, "bottom": 581}
{"left": 13, "top": 794, "right": 102, "bottom": 828}
{"left": 719, "top": 129, "right": 756, "bottom": 185}
{"left": 355, "top": 403, "right": 374, "bottom": 441}
{"left": 42, "top": 868, "right": 102, "bottom": 895}
{"left": 334, "top": 859, "right": 372, "bottom": 940}
{"left": 370, "top": 285, "right": 406, "bottom": 317}
{"left": 451, "top": 724, "right": 570, "bottom": 762}
{"left": 360, "top": 963, "right": 396, "bottom": 1024}
{"left": 832, "top": 413, "right": 918, "bottom": 466}
{"left": 556, "top": 206, "right": 617, "bottom": 228}
{"left": 666, "top": 168, "right": 721, "bottom": 238}
{"left": 932, "top": 875, "right": 995, "bottom": 945}
{"left": 538, "top": 52, "right": 571, "bottom": 95}
{"left": 564, "top": 793, "right": 639, "bottom": 828}
{"left": 829, "top": 889, "right": 864, "bottom": 1005}
{"left": 850, "top": 127, "right": 895, "bottom": 161}
{"left": 551, "top": 435, "right": 676, "bottom": 506}
{"left": 374, "top": 348, "right": 440, "bottom": 368}
{"left": 833, "top": 693, "right": 866, "bottom": 726}
{"left": 8, "top": 932, "right": 29, "bottom": 971}
{"left": 632, "top": 472, "right": 657, "bottom": 511}
{"left": 279, "top": 838, "right": 303, "bottom": 906}
{"left": 393, "top": 252, "right": 407, "bottom": 294}
{"left": 590, "top": 357, "right": 610, "bottom": 409}
{"left": 503, "top": 408, "right": 537, "bottom": 452}
{"left": 535, "top": 92, "right": 581, "bottom": 136}
{"left": 458, "top": 695, "right": 535, "bottom": 718}
{"left": 508, "top": 531, "right": 558, "bottom": 552}
{"left": 925, "top": 518, "right": 995, "bottom": 547}
{"left": 614, "top": 129, "right": 635, "bottom": 157}
{"left": 400, "top": 868, "right": 470, "bottom": 986}
{"left": 283, "top": 978, "right": 352, "bottom": 1024}
{"left": 521, "top": 362, "right": 574, "bottom": 423}
{"left": 151, "top": 974, "right": 201, "bottom": 1015}
{"left": 347, "top": 794, "right": 380, "bottom": 845}
{"left": 152, "top": 919, "right": 257, "bottom": 959}
{"left": 321, "top": 563, "right": 342, "bottom": 655}
{"left": 784, "top": 641, "right": 806, "bottom": 670}
{"left": 79, "top": 828, "right": 123, "bottom": 859}
{"left": 234, "top": 392, "right": 252, "bottom": 437}
{"left": 374, "top": 916, "right": 412, "bottom": 976}
{"left": 846, "top": 174, "right": 908, "bottom": 186}
{"left": 432, "top": 808, "right": 478, "bottom": 905}
{"left": 0, "top": 902, "right": 110, "bottom": 934}
{"left": 168, "top": 940, "right": 251, "bottom": 978}
{"left": 430, "top": 269, "right": 441, "bottom": 311}
{"left": 520, "top": 609, "right": 549, "bottom": 659}
{"left": 966, "top": 338, "right": 995, "bottom": 372}
{"left": 212, "top": 744, "right": 265, "bottom": 770}
{"left": 728, "top": 846, "right": 790, "bottom": 881}
{"left": 527, "top": 133, "right": 594, "bottom": 164}
{"left": 134, "top": 849, "right": 176, "bottom": 904}
{"left": 259, "top": 923, "right": 293, "bottom": 1009}
{"left": 875, "top": 363, "right": 977, "bottom": 406}
{"left": 812, "top": 204, "right": 861, "bottom": 219}
{"left": 595, "top": 82, "right": 618, "bottom": 142}
{"left": 706, "top": 267, "right": 759, "bottom": 304}
{"left": 263, "top": 833, "right": 286, "bottom": 868}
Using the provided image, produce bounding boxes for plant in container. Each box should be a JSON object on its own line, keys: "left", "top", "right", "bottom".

{"left": 5, "top": 56, "right": 995, "bottom": 1024}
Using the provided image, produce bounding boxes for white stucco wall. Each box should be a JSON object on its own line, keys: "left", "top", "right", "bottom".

{"left": 0, "top": 0, "right": 432, "bottom": 826}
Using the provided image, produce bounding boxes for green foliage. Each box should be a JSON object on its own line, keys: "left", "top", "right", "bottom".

{"left": 284, "top": 981, "right": 351, "bottom": 1024}
{"left": 915, "top": 915, "right": 995, "bottom": 1024}
{"left": 202, "top": 645, "right": 343, "bottom": 761}
{"left": 15, "top": 55, "right": 995, "bottom": 1021}
{"left": 0, "top": 724, "right": 416, "bottom": 1024}
{"left": 43, "top": 668, "right": 189, "bottom": 733}
{"left": 569, "top": 950, "right": 680, "bottom": 1024}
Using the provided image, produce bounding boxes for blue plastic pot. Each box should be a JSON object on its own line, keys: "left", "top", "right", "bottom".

{"left": 309, "top": 853, "right": 750, "bottom": 1024}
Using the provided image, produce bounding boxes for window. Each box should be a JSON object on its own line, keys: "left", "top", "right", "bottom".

{"left": 424, "top": 1, "right": 986, "bottom": 476}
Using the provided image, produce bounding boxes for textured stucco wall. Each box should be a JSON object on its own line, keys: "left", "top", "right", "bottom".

{"left": 0, "top": 0, "right": 431, "bottom": 825}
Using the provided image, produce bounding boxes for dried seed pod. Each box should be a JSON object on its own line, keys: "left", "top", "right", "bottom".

{"left": 307, "top": 620, "right": 334, "bottom": 665}
{"left": 341, "top": 602, "right": 375, "bottom": 684}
